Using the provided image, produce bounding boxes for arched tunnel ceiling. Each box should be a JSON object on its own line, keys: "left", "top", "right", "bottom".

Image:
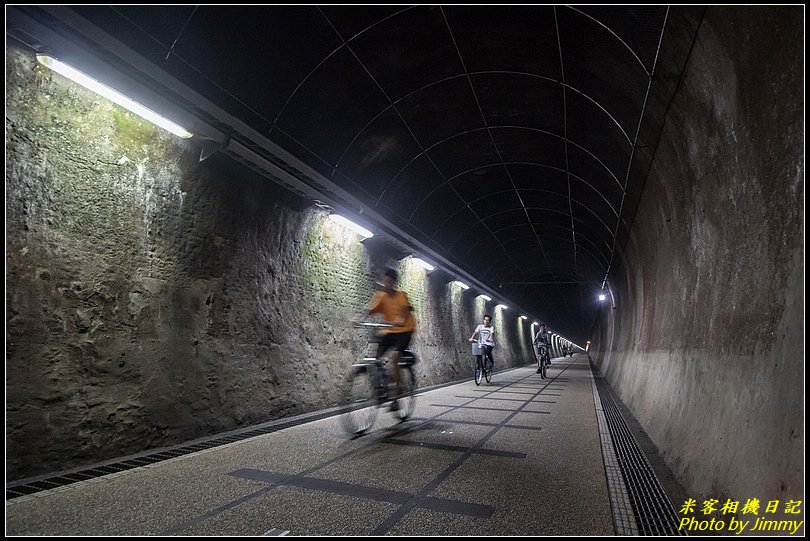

{"left": 10, "top": 5, "right": 672, "bottom": 341}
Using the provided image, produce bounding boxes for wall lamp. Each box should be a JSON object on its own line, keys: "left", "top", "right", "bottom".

{"left": 479, "top": 295, "right": 492, "bottom": 301}
{"left": 495, "top": 304, "right": 508, "bottom": 310}
{"left": 36, "top": 54, "right": 193, "bottom": 139}
{"left": 452, "top": 281, "right": 469, "bottom": 290}
{"left": 598, "top": 293, "right": 607, "bottom": 302}
{"left": 327, "top": 214, "right": 374, "bottom": 239}
{"left": 520, "top": 315, "right": 528, "bottom": 320}
{"left": 410, "top": 257, "right": 435, "bottom": 272}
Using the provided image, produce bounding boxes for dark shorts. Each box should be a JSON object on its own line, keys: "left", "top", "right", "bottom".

{"left": 374, "top": 332, "right": 413, "bottom": 354}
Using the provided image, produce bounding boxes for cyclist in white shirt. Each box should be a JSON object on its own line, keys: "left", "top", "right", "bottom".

{"left": 533, "top": 323, "right": 551, "bottom": 373}
{"left": 468, "top": 314, "right": 496, "bottom": 371}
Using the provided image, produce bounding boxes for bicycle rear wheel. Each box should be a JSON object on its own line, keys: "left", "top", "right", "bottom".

{"left": 485, "top": 366, "right": 492, "bottom": 383}
{"left": 340, "top": 364, "right": 379, "bottom": 436}
{"left": 393, "top": 365, "right": 417, "bottom": 422}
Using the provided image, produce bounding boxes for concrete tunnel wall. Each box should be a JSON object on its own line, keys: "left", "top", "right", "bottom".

{"left": 5, "top": 44, "right": 536, "bottom": 480}
{"left": 591, "top": 7, "right": 803, "bottom": 506}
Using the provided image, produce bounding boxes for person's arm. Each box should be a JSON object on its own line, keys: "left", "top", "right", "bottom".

{"left": 469, "top": 325, "right": 480, "bottom": 342}
{"left": 369, "top": 291, "right": 383, "bottom": 317}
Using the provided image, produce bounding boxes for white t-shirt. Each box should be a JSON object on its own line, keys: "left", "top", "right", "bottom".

{"left": 474, "top": 324, "right": 495, "bottom": 346}
{"left": 534, "top": 330, "right": 549, "bottom": 346}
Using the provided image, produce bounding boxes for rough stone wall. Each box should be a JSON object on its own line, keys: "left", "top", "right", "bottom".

{"left": 6, "top": 44, "right": 534, "bottom": 480}
{"left": 592, "top": 7, "right": 803, "bottom": 504}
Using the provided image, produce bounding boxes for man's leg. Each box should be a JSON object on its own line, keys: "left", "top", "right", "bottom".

{"left": 390, "top": 351, "right": 402, "bottom": 396}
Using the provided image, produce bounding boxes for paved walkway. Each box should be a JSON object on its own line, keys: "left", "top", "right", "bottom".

{"left": 7, "top": 355, "right": 614, "bottom": 535}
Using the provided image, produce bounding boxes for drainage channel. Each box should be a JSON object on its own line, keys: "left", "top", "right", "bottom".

{"left": 5, "top": 408, "right": 341, "bottom": 501}
{"left": 591, "top": 363, "right": 685, "bottom": 535}
{"left": 6, "top": 365, "right": 529, "bottom": 501}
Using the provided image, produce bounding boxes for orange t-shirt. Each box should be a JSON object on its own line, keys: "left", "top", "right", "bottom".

{"left": 369, "top": 290, "right": 416, "bottom": 333}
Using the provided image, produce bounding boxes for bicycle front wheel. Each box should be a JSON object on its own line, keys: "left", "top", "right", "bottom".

{"left": 393, "top": 365, "right": 417, "bottom": 422}
{"left": 340, "top": 364, "right": 379, "bottom": 436}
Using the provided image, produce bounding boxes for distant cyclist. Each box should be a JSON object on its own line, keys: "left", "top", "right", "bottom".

{"left": 533, "top": 323, "right": 550, "bottom": 373}
{"left": 469, "top": 314, "right": 496, "bottom": 372}
{"left": 366, "top": 268, "right": 416, "bottom": 411}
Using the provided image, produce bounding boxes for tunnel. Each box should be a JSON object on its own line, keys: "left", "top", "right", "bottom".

{"left": 5, "top": 5, "right": 803, "bottom": 536}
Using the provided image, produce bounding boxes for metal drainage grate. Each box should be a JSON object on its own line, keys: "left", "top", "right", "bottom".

{"left": 593, "top": 370, "right": 685, "bottom": 535}
{"left": 6, "top": 367, "right": 492, "bottom": 501}
{"left": 5, "top": 407, "right": 347, "bottom": 501}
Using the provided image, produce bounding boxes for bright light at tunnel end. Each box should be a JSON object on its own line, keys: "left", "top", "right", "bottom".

{"left": 36, "top": 54, "right": 193, "bottom": 139}
{"left": 328, "top": 214, "right": 374, "bottom": 238}
{"left": 598, "top": 293, "right": 607, "bottom": 301}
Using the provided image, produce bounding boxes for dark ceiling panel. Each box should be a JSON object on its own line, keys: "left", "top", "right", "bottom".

{"left": 570, "top": 180, "right": 620, "bottom": 226}
{"left": 482, "top": 209, "right": 534, "bottom": 232}
{"left": 319, "top": 5, "right": 411, "bottom": 41}
{"left": 491, "top": 224, "right": 537, "bottom": 243}
{"left": 448, "top": 166, "right": 512, "bottom": 201}
{"left": 332, "top": 172, "right": 378, "bottom": 204}
{"left": 175, "top": 6, "right": 343, "bottom": 127}
{"left": 519, "top": 190, "right": 572, "bottom": 212}
{"left": 491, "top": 127, "right": 567, "bottom": 171}
{"left": 574, "top": 6, "right": 668, "bottom": 73}
{"left": 377, "top": 154, "right": 446, "bottom": 217}
{"left": 274, "top": 47, "right": 390, "bottom": 166}
{"left": 469, "top": 192, "right": 524, "bottom": 221}
{"left": 567, "top": 144, "right": 624, "bottom": 211}
{"left": 348, "top": 6, "right": 464, "bottom": 102}
{"left": 472, "top": 73, "right": 565, "bottom": 135}
{"left": 72, "top": 5, "right": 192, "bottom": 56}
{"left": 558, "top": 7, "right": 650, "bottom": 137}
{"left": 566, "top": 90, "right": 634, "bottom": 186}
{"left": 444, "top": 5, "right": 561, "bottom": 80}
{"left": 510, "top": 165, "right": 569, "bottom": 195}
{"left": 333, "top": 108, "right": 422, "bottom": 198}
{"left": 530, "top": 211, "right": 573, "bottom": 233}
{"left": 575, "top": 232, "right": 612, "bottom": 266}
{"left": 575, "top": 219, "right": 615, "bottom": 256}
{"left": 267, "top": 128, "right": 336, "bottom": 180}
{"left": 449, "top": 223, "right": 497, "bottom": 258}
{"left": 572, "top": 196, "right": 618, "bottom": 242}
{"left": 426, "top": 129, "right": 501, "bottom": 178}
{"left": 396, "top": 76, "right": 485, "bottom": 148}
{"left": 415, "top": 185, "right": 468, "bottom": 236}
{"left": 429, "top": 204, "right": 482, "bottom": 248}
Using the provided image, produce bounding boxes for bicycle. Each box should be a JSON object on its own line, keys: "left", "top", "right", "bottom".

{"left": 472, "top": 342, "right": 493, "bottom": 385}
{"left": 536, "top": 343, "right": 550, "bottom": 379}
{"left": 341, "top": 322, "right": 418, "bottom": 436}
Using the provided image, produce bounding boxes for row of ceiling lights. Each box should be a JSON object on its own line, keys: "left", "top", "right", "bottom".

{"left": 328, "top": 213, "right": 582, "bottom": 347}
{"left": 36, "top": 51, "right": 583, "bottom": 348}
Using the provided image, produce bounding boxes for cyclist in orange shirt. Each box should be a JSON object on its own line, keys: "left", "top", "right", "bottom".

{"left": 367, "top": 268, "right": 416, "bottom": 411}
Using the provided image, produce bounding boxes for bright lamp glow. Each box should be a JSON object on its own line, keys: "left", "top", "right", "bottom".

{"left": 37, "top": 54, "right": 193, "bottom": 138}
{"left": 452, "top": 281, "right": 469, "bottom": 290}
{"left": 328, "top": 214, "right": 373, "bottom": 238}
{"left": 411, "top": 258, "right": 435, "bottom": 271}
{"left": 598, "top": 294, "right": 607, "bottom": 301}
{"left": 495, "top": 304, "right": 508, "bottom": 310}
{"left": 520, "top": 315, "right": 528, "bottom": 320}
{"left": 479, "top": 295, "right": 492, "bottom": 301}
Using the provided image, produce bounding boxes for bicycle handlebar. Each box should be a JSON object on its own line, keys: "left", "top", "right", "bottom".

{"left": 352, "top": 321, "right": 393, "bottom": 328}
